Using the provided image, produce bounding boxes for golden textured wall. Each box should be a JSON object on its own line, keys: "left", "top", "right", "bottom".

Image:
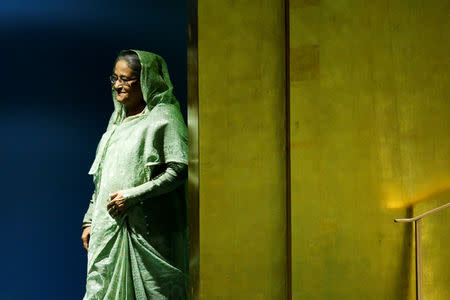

{"left": 289, "top": 0, "right": 450, "bottom": 299}
{"left": 197, "top": 0, "right": 287, "bottom": 299}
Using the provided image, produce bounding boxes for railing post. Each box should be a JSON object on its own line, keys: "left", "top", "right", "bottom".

{"left": 415, "top": 219, "right": 423, "bottom": 300}
{"left": 395, "top": 202, "right": 449, "bottom": 300}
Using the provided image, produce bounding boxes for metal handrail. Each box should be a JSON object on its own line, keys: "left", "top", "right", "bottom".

{"left": 394, "top": 202, "right": 450, "bottom": 300}
{"left": 395, "top": 202, "right": 450, "bottom": 223}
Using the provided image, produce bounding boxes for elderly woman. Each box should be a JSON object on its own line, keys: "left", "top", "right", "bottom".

{"left": 81, "top": 50, "right": 189, "bottom": 299}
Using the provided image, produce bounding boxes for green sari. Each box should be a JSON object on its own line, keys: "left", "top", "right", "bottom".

{"left": 82, "top": 50, "right": 189, "bottom": 299}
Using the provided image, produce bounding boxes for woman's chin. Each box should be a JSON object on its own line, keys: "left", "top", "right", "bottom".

{"left": 116, "top": 96, "right": 128, "bottom": 103}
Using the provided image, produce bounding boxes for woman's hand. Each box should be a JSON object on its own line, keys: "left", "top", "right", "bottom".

{"left": 107, "top": 191, "right": 129, "bottom": 218}
{"left": 81, "top": 226, "right": 91, "bottom": 251}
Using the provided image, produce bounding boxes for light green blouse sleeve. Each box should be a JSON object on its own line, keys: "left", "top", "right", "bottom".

{"left": 122, "top": 162, "right": 187, "bottom": 206}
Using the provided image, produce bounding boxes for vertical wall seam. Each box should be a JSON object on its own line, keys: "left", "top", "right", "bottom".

{"left": 187, "top": 0, "right": 199, "bottom": 299}
{"left": 284, "top": 0, "right": 292, "bottom": 299}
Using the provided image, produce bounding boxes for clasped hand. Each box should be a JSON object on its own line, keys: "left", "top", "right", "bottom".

{"left": 107, "top": 191, "right": 129, "bottom": 218}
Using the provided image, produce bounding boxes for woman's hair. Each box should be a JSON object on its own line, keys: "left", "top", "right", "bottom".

{"left": 115, "top": 50, "right": 141, "bottom": 76}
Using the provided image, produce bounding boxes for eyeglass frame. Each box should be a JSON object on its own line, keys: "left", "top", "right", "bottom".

{"left": 109, "top": 75, "right": 139, "bottom": 86}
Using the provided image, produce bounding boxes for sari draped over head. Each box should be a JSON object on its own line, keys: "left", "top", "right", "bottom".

{"left": 83, "top": 50, "right": 189, "bottom": 300}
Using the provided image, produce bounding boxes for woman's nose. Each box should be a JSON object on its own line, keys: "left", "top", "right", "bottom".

{"left": 114, "top": 80, "right": 123, "bottom": 90}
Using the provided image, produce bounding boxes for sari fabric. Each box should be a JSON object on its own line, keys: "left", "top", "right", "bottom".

{"left": 83, "top": 50, "right": 188, "bottom": 300}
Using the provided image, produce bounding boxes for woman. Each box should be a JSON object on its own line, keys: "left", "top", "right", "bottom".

{"left": 81, "top": 50, "right": 189, "bottom": 299}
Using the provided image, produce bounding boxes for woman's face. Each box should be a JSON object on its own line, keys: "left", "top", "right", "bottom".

{"left": 113, "top": 59, "right": 143, "bottom": 106}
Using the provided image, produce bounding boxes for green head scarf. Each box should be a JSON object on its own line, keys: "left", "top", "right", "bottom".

{"left": 109, "top": 50, "right": 180, "bottom": 126}
{"left": 88, "top": 50, "right": 188, "bottom": 176}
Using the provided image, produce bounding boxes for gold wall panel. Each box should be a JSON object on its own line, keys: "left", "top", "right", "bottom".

{"left": 289, "top": 0, "right": 450, "bottom": 299}
{"left": 197, "top": 0, "right": 287, "bottom": 298}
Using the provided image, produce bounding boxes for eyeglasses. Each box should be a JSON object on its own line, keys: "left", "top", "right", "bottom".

{"left": 109, "top": 75, "right": 138, "bottom": 85}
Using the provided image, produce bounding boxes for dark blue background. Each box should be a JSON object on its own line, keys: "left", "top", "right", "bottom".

{"left": 0, "top": 1, "right": 187, "bottom": 298}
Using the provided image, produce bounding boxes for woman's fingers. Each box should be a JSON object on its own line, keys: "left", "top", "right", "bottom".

{"left": 81, "top": 227, "right": 91, "bottom": 251}
{"left": 108, "top": 205, "right": 118, "bottom": 217}
{"left": 106, "top": 199, "right": 116, "bottom": 209}
{"left": 83, "top": 237, "right": 89, "bottom": 251}
{"left": 107, "top": 203, "right": 124, "bottom": 218}
{"left": 107, "top": 197, "right": 128, "bottom": 218}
